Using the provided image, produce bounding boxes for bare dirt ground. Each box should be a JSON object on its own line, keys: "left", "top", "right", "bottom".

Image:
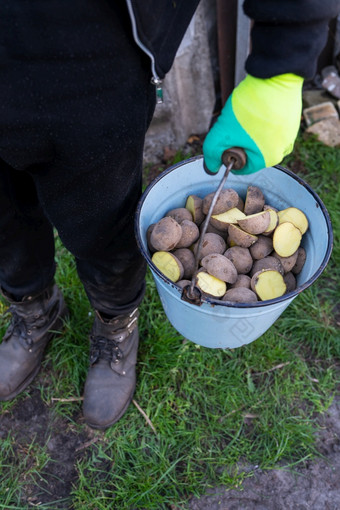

{"left": 1, "top": 384, "right": 339, "bottom": 509}
{"left": 188, "top": 396, "right": 340, "bottom": 510}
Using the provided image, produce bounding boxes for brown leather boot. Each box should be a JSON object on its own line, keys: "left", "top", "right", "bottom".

{"left": 0, "top": 283, "right": 68, "bottom": 401}
{"left": 82, "top": 307, "right": 139, "bottom": 430}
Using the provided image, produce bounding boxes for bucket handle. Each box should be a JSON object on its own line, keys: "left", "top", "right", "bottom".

{"left": 181, "top": 147, "right": 247, "bottom": 306}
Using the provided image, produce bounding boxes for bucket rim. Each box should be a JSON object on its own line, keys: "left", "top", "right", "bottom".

{"left": 135, "top": 156, "right": 334, "bottom": 309}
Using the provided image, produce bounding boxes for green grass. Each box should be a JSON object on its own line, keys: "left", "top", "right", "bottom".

{"left": 0, "top": 133, "right": 339, "bottom": 509}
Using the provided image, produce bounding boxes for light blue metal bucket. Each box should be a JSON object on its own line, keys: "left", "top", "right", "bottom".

{"left": 135, "top": 156, "right": 333, "bottom": 349}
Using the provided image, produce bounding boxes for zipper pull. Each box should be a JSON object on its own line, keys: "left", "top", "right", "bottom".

{"left": 151, "top": 77, "right": 163, "bottom": 104}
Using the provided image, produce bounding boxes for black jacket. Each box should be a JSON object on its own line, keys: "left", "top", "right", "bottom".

{"left": 125, "top": 0, "right": 340, "bottom": 80}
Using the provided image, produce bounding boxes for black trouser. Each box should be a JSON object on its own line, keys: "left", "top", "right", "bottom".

{"left": 0, "top": 0, "right": 156, "bottom": 315}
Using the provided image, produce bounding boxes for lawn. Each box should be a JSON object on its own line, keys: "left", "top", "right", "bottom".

{"left": 0, "top": 133, "right": 339, "bottom": 509}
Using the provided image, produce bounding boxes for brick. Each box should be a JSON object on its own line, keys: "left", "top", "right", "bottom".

{"left": 303, "top": 102, "right": 339, "bottom": 127}
{"left": 305, "top": 117, "right": 340, "bottom": 147}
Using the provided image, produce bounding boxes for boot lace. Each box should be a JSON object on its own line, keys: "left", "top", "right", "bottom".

{"left": 89, "top": 335, "right": 123, "bottom": 366}
{"left": 3, "top": 307, "right": 47, "bottom": 349}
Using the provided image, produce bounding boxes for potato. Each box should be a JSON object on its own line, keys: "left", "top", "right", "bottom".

{"left": 237, "top": 210, "right": 270, "bottom": 235}
{"left": 175, "top": 220, "right": 200, "bottom": 249}
{"left": 151, "top": 251, "right": 184, "bottom": 282}
{"left": 251, "top": 269, "right": 287, "bottom": 300}
{"left": 166, "top": 207, "right": 192, "bottom": 224}
{"left": 224, "top": 246, "right": 253, "bottom": 274}
{"left": 201, "top": 253, "right": 238, "bottom": 283}
{"left": 222, "top": 287, "right": 258, "bottom": 303}
{"left": 263, "top": 208, "right": 279, "bottom": 235}
{"left": 249, "top": 235, "right": 273, "bottom": 260}
{"left": 283, "top": 272, "right": 297, "bottom": 292}
{"left": 273, "top": 250, "right": 299, "bottom": 273}
{"left": 229, "top": 274, "right": 251, "bottom": 289}
{"left": 172, "top": 248, "right": 196, "bottom": 279}
{"left": 146, "top": 223, "right": 156, "bottom": 253}
{"left": 193, "top": 233, "right": 227, "bottom": 261}
{"left": 244, "top": 186, "right": 265, "bottom": 215}
{"left": 228, "top": 224, "right": 258, "bottom": 248}
{"left": 250, "top": 256, "right": 284, "bottom": 277}
{"left": 237, "top": 195, "right": 245, "bottom": 212}
{"left": 185, "top": 195, "right": 205, "bottom": 226}
{"left": 150, "top": 216, "right": 182, "bottom": 252}
{"left": 273, "top": 222, "right": 302, "bottom": 257}
{"left": 202, "top": 188, "right": 239, "bottom": 215}
{"left": 200, "top": 221, "right": 228, "bottom": 239}
{"left": 210, "top": 207, "right": 246, "bottom": 232}
{"left": 277, "top": 207, "right": 309, "bottom": 234}
{"left": 291, "top": 247, "right": 307, "bottom": 275}
{"left": 196, "top": 270, "right": 226, "bottom": 298}
{"left": 263, "top": 204, "right": 278, "bottom": 213}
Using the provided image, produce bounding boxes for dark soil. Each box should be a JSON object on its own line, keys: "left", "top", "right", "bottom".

{"left": 1, "top": 382, "right": 339, "bottom": 509}
{"left": 188, "top": 396, "right": 340, "bottom": 510}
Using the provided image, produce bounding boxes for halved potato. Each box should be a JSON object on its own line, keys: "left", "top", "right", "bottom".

{"left": 237, "top": 210, "right": 270, "bottom": 235}
{"left": 273, "top": 222, "right": 302, "bottom": 257}
{"left": 196, "top": 270, "right": 226, "bottom": 298}
{"left": 228, "top": 224, "right": 258, "bottom": 248}
{"left": 185, "top": 195, "right": 205, "bottom": 226}
{"left": 251, "top": 269, "right": 287, "bottom": 300}
{"left": 151, "top": 251, "right": 184, "bottom": 282}
{"left": 210, "top": 207, "right": 246, "bottom": 232}
{"left": 277, "top": 207, "right": 308, "bottom": 234}
{"left": 244, "top": 186, "right": 265, "bottom": 215}
{"left": 263, "top": 208, "right": 279, "bottom": 235}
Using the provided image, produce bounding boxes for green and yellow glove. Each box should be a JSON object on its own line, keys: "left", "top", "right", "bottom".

{"left": 203, "top": 73, "right": 303, "bottom": 175}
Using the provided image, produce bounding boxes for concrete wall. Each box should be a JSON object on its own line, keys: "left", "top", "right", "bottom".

{"left": 143, "top": 0, "right": 216, "bottom": 163}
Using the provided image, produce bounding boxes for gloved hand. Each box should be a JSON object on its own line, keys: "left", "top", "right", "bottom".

{"left": 203, "top": 73, "right": 303, "bottom": 175}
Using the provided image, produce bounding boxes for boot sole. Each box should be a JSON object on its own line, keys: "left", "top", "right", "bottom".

{"left": 84, "top": 381, "right": 136, "bottom": 430}
{"left": 0, "top": 304, "right": 69, "bottom": 401}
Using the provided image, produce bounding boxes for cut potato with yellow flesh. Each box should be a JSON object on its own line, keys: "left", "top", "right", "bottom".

{"left": 196, "top": 271, "right": 226, "bottom": 298}
{"left": 151, "top": 251, "right": 184, "bottom": 282}
{"left": 237, "top": 210, "right": 270, "bottom": 235}
{"left": 263, "top": 209, "right": 279, "bottom": 235}
{"left": 210, "top": 207, "right": 246, "bottom": 231}
{"left": 228, "top": 223, "right": 258, "bottom": 248}
{"left": 185, "top": 195, "right": 205, "bottom": 225}
{"left": 273, "top": 222, "right": 302, "bottom": 257}
{"left": 277, "top": 207, "right": 308, "bottom": 234}
{"left": 251, "top": 269, "right": 287, "bottom": 300}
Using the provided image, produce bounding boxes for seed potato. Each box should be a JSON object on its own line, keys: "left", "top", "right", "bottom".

{"left": 175, "top": 220, "right": 200, "bottom": 249}
{"left": 150, "top": 216, "right": 182, "bottom": 252}
{"left": 201, "top": 253, "right": 238, "bottom": 283}
{"left": 229, "top": 274, "right": 251, "bottom": 289}
{"left": 224, "top": 246, "right": 253, "bottom": 274}
{"left": 222, "top": 287, "right": 258, "bottom": 303}
{"left": 193, "top": 233, "right": 227, "bottom": 261}
{"left": 250, "top": 256, "right": 284, "bottom": 277}
{"left": 146, "top": 184, "right": 310, "bottom": 303}
{"left": 228, "top": 223, "right": 258, "bottom": 248}
{"left": 244, "top": 186, "right": 265, "bottom": 215}
{"left": 166, "top": 207, "right": 193, "bottom": 224}
{"left": 202, "top": 188, "right": 239, "bottom": 215}
{"left": 249, "top": 235, "right": 273, "bottom": 260}
{"left": 172, "top": 248, "right": 196, "bottom": 279}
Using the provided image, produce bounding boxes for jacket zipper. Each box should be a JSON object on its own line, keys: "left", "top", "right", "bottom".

{"left": 125, "top": 0, "right": 163, "bottom": 103}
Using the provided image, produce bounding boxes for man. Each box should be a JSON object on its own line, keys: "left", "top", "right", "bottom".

{"left": 0, "top": 0, "right": 338, "bottom": 429}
